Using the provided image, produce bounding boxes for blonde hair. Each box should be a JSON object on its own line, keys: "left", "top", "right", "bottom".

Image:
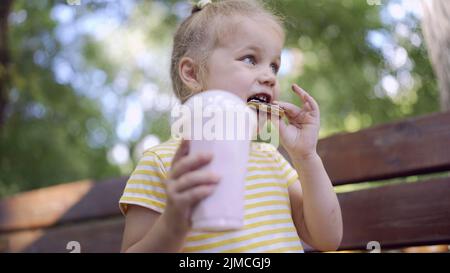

{"left": 170, "top": 0, "right": 285, "bottom": 103}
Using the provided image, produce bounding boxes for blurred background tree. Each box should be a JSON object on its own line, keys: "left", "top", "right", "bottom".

{"left": 0, "top": 0, "right": 440, "bottom": 197}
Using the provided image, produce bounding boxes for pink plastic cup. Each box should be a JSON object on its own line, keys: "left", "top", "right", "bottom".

{"left": 178, "top": 90, "right": 257, "bottom": 231}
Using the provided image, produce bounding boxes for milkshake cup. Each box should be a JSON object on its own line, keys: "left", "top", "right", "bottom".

{"left": 178, "top": 90, "right": 257, "bottom": 232}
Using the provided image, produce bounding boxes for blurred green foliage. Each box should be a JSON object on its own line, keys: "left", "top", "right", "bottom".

{"left": 0, "top": 0, "right": 439, "bottom": 197}
{"left": 274, "top": 0, "right": 438, "bottom": 136}
{"left": 0, "top": 1, "right": 121, "bottom": 196}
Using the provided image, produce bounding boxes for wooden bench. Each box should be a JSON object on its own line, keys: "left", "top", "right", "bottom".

{"left": 1, "top": 111, "right": 449, "bottom": 253}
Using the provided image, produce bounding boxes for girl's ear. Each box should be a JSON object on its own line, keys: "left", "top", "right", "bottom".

{"left": 179, "top": 57, "right": 202, "bottom": 92}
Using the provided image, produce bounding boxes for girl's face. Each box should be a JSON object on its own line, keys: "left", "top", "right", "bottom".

{"left": 202, "top": 16, "right": 284, "bottom": 105}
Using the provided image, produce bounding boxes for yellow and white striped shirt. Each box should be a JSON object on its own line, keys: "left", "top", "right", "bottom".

{"left": 119, "top": 137, "right": 304, "bottom": 253}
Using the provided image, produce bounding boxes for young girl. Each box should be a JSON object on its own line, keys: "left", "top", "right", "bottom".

{"left": 119, "top": 0, "right": 343, "bottom": 253}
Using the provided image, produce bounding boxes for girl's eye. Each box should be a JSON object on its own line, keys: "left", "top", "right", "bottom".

{"left": 271, "top": 63, "right": 279, "bottom": 74}
{"left": 242, "top": 55, "right": 279, "bottom": 74}
{"left": 242, "top": 55, "right": 256, "bottom": 65}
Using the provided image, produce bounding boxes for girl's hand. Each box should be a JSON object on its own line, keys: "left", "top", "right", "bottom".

{"left": 162, "top": 139, "right": 220, "bottom": 234}
{"left": 273, "top": 84, "right": 321, "bottom": 161}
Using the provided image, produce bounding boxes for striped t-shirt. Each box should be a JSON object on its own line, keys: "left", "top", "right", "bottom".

{"left": 119, "top": 137, "right": 304, "bottom": 253}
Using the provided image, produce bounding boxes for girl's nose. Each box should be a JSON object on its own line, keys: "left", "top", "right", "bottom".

{"left": 258, "top": 68, "right": 276, "bottom": 87}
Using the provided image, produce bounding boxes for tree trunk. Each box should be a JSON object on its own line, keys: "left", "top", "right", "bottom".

{"left": 421, "top": 0, "right": 450, "bottom": 112}
{"left": 0, "top": 0, "right": 14, "bottom": 128}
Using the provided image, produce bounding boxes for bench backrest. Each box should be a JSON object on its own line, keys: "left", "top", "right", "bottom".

{"left": 1, "top": 111, "right": 449, "bottom": 252}
{"left": 308, "top": 111, "right": 450, "bottom": 250}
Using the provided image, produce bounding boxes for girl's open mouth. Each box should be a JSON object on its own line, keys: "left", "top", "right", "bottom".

{"left": 247, "top": 94, "right": 285, "bottom": 119}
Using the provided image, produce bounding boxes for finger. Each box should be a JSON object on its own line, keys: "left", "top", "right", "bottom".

{"left": 172, "top": 138, "right": 190, "bottom": 165}
{"left": 177, "top": 184, "right": 217, "bottom": 208}
{"left": 292, "top": 84, "right": 319, "bottom": 112}
{"left": 273, "top": 101, "right": 304, "bottom": 120}
{"left": 174, "top": 170, "right": 221, "bottom": 193}
{"left": 170, "top": 152, "right": 213, "bottom": 180}
{"left": 291, "top": 84, "right": 307, "bottom": 102}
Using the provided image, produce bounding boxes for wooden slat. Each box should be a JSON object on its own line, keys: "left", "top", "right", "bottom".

{"left": 338, "top": 177, "right": 450, "bottom": 250}
{"left": 278, "top": 111, "right": 450, "bottom": 185}
{"left": 0, "top": 217, "right": 124, "bottom": 253}
{"left": 317, "top": 111, "right": 450, "bottom": 185}
{"left": 0, "top": 177, "right": 127, "bottom": 232}
{"left": 0, "top": 176, "right": 449, "bottom": 252}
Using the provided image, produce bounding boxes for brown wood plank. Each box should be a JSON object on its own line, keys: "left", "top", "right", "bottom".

{"left": 0, "top": 177, "right": 127, "bottom": 232}
{"left": 1, "top": 178, "right": 449, "bottom": 252}
{"left": 0, "top": 217, "right": 124, "bottom": 253}
{"left": 280, "top": 111, "right": 450, "bottom": 185}
{"left": 321, "top": 111, "right": 450, "bottom": 185}
{"left": 338, "top": 177, "right": 450, "bottom": 250}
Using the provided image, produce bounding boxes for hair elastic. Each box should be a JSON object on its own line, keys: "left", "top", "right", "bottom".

{"left": 196, "top": 0, "right": 212, "bottom": 10}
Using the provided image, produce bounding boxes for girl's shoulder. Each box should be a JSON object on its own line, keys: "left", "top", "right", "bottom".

{"left": 142, "top": 137, "right": 181, "bottom": 158}
{"left": 141, "top": 138, "right": 283, "bottom": 160}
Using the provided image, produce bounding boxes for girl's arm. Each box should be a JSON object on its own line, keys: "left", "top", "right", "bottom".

{"left": 275, "top": 84, "right": 342, "bottom": 251}
{"left": 289, "top": 153, "right": 343, "bottom": 252}
{"left": 120, "top": 139, "right": 220, "bottom": 253}
{"left": 121, "top": 205, "right": 188, "bottom": 253}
